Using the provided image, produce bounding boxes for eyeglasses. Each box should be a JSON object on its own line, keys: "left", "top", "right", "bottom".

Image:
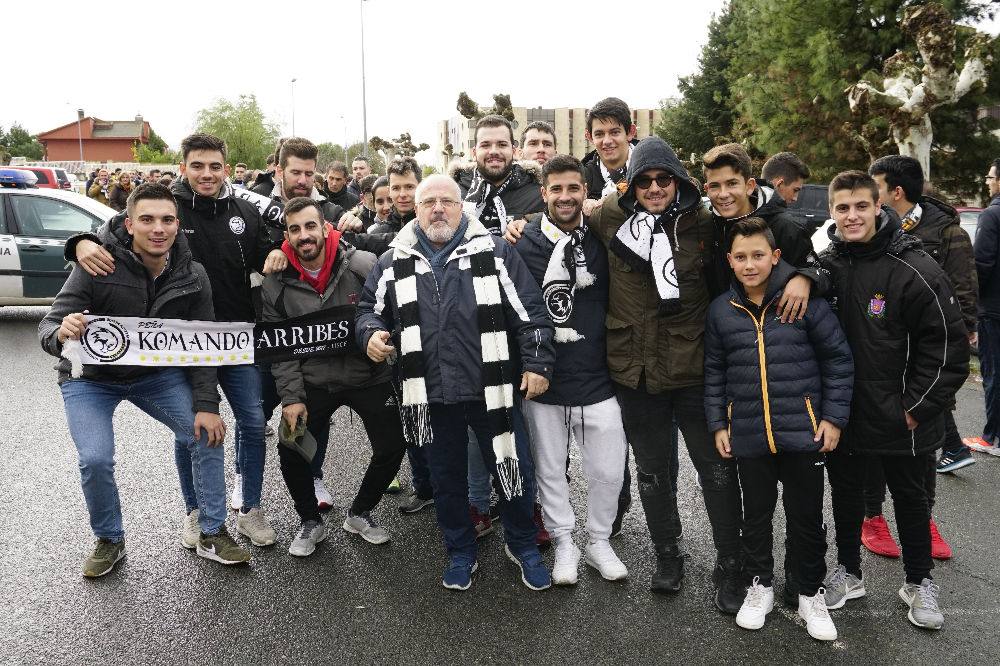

{"left": 633, "top": 174, "right": 674, "bottom": 190}
{"left": 418, "top": 198, "right": 462, "bottom": 209}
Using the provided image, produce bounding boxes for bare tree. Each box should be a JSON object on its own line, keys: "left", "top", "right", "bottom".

{"left": 368, "top": 133, "right": 430, "bottom": 166}
{"left": 846, "top": 2, "right": 994, "bottom": 180}
{"left": 457, "top": 92, "right": 515, "bottom": 122}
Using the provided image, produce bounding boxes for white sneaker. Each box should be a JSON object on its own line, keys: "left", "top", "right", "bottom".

{"left": 236, "top": 507, "right": 276, "bottom": 546}
{"left": 314, "top": 478, "right": 334, "bottom": 511}
{"left": 584, "top": 539, "right": 628, "bottom": 581}
{"left": 799, "top": 589, "right": 838, "bottom": 641}
{"left": 736, "top": 576, "right": 774, "bottom": 630}
{"left": 230, "top": 474, "right": 243, "bottom": 511}
{"left": 551, "top": 537, "right": 581, "bottom": 585}
{"left": 181, "top": 509, "right": 200, "bottom": 550}
{"left": 342, "top": 511, "right": 390, "bottom": 545}
{"left": 288, "top": 519, "right": 327, "bottom": 557}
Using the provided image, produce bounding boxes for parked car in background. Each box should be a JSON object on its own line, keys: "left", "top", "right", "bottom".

{"left": 0, "top": 188, "right": 114, "bottom": 305}
{"left": 957, "top": 206, "right": 982, "bottom": 243}
{"left": 786, "top": 183, "right": 829, "bottom": 233}
{"left": 6, "top": 166, "right": 72, "bottom": 191}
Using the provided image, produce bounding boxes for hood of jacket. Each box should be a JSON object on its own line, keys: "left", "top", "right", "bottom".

{"left": 728, "top": 257, "right": 797, "bottom": 307}
{"left": 617, "top": 136, "right": 700, "bottom": 215}
{"left": 825, "top": 206, "right": 920, "bottom": 259}
{"left": 448, "top": 158, "right": 542, "bottom": 191}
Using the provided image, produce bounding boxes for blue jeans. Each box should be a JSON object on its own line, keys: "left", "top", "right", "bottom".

{"left": 979, "top": 317, "right": 1000, "bottom": 445}
{"left": 426, "top": 401, "right": 538, "bottom": 559}
{"left": 176, "top": 364, "right": 265, "bottom": 510}
{"left": 467, "top": 399, "right": 536, "bottom": 511}
{"left": 61, "top": 369, "right": 226, "bottom": 539}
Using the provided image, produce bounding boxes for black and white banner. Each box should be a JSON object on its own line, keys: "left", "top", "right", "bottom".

{"left": 70, "top": 307, "right": 357, "bottom": 367}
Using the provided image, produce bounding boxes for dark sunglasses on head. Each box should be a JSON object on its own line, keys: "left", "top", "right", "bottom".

{"left": 634, "top": 174, "right": 674, "bottom": 190}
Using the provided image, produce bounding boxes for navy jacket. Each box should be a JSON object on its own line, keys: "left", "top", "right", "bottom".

{"left": 511, "top": 214, "right": 614, "bottom": 407}
{"left": 975, "top": 194, "right": 1000, "bottom": 319}
{"left": 704, "top": 260, "right": 854, "bottom": 458}
{"left": 356, "top": 216, "right": 555, "bottom": 404}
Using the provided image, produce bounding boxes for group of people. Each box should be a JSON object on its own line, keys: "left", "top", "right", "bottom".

{"left": 86, "top": 167, "right": 175, "bottom": 210}
{"left": 40, "top": 94, "right": 1000, "bottom": 643}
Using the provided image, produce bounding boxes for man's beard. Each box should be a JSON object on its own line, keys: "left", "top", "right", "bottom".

{"left": 296, "top": 236, "right": 324, "bottom": 261}
{"left": 478, "top": 155, "right": 513, "bottom": 183}
{"left": 284, "top": 176, "right": 311, "bottom": 199}
{"left": 424, "top": 217, "right": 457, "bottom": 244}
{"left": 548, "top": 199, "right": 583, "bottom": 227}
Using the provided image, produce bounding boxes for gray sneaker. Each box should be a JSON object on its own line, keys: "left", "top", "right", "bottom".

{"left": 343, "top": 511, "right": 390, "bottom": 544}
{"left": 181, "top": 509, "right": 200, "bottom": 550}
{"left": 288, "top": 520, "right": 327, "bottom": 557}
{"left": 236, "top": 507, "right": 276, "bottom": 547}
{"left": 899, "top": 578, "right": 944, "bottom": 629}
{"left": 824, "top": 564, "right": 866, "bottom": 609}
{"left": 83, "top": 538, "right": 125, "bottom": 578}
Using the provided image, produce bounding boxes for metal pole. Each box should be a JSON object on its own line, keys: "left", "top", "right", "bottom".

{"left": 360, "top": 0, "right": 369, "bottom": 156}
{"left": 291, "top": 78, "right": 297, "bottom": 136}
{"left": 77, "top": 109, "right": 85, "bottom": 163}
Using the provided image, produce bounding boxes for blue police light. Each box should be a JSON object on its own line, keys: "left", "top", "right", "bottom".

{"left": 0, "top": 168, "right": 39, "bottom": 188}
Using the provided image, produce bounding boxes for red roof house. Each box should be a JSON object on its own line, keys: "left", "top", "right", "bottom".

{"left": 37, "top": 115, "right": 152, "bottom": 162}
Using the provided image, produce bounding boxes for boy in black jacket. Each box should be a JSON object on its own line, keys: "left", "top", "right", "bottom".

{"left": 818, "top": 171, "right": 969, "bottom": 630}
{"left": 705, "top": 218, "right": 853, "bottom": 640}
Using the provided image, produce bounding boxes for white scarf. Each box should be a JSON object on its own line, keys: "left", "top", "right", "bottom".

{"left": 599, "top": 145, "right": 634, "bottom": 198}
{"left": 609, "top": 194, "right": 683, "bottom": 315}
{"left": 539, "top": 215, "right": 594, "bottom": 342}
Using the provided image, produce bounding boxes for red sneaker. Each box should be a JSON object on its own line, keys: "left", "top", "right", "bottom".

{"left": 929, "top": 519, "right": 953, "bottom": 560}
{"left": 470, "top": 505, "right": 494, "bottom": 540}
{"left": 534, "top": 503, "right": 551, "bottom": 550}
{"left": 861, "top": 515, "right": 901, "bottom": 558}
{"left": 963, "top": 437, "right": 1000, "bottom": 456}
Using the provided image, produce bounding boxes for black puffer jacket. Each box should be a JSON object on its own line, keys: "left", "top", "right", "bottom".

{"left": 323, "top": 186, "right": 360, "bottom": 211}
{"left": 39, "top": 228, "right": 220, "bottom": 413}
{"left": 450, "top": 160, "right": 544, "bottom": 232}
{"left": 65, "top": 180, "right": 275, "bottom": 323}
{"left": 704, "top": 260, "right": 854, "bottom": 458}
{"left": 819, "top": 211, "right": 970, "bottom": 456}
{"left": 709, "top": 185, "right": 829, "bottom": 297}
{"left": 973, "top": 194, "right": 1000, "bottom": 319}
{"left": 511, "top": 213, "right": 615, "bottom": 407}
{"left": 582, "top": 139, "right": 639, "bottom": 200}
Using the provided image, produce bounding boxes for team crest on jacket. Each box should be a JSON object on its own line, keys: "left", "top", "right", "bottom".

{"left": 868, "top": 293, "right": 886, "bottom": 318}
{"left": 229, "top": 216, "right": 246, "bottom": 235}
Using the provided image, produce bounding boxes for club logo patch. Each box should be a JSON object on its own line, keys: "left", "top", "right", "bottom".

{"left": 868, "top": 293, "right": 886, "bottom": 319}
{"left": 228, "top": 216, "right": 246, "bottom": 235}
{"left": 82, "top": 317, "right": 130, "bottom": 362}
{"left": 543, "top": 282, "right": 574, "bottom": 324}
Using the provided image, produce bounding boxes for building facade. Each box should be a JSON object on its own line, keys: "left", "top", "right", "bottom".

{"left": 37, "top": 115, "right": 152, "bottom": 162}
{"left": 438, "top": 105, "right": 662, "bottom": 171}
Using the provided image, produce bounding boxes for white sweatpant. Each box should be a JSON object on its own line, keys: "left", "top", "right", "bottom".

{"left": 522, "top": 397, "right": 627, "bottom": 541}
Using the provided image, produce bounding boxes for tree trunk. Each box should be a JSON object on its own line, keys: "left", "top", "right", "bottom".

{"left": 893, "top": 115, "right": 933, "bottom": 182}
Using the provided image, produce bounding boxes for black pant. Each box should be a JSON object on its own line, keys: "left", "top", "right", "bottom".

{"left": 277, "top": 382, "right": 407, "bottom": 523}
{"left": 615, "top": 379, "right": 741, "bottom": 557}
{"left": 262, "top": 362, "right": 332, "bottom": 479}
{"left": 864, "top": 413, "right": 953, "bottom": 516}
{"left": 827, "top": 449, "right": 933, "bottom": 584}
{"left": 738, "top": 452, "right": 826, "bottom": 596}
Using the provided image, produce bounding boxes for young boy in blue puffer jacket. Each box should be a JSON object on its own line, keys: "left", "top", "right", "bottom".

{"left": 704, "top": 217, "right": 854, "bottom": 640}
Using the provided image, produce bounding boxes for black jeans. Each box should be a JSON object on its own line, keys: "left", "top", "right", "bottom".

{"left": 828, "top": 449, "right": 933, "bottom": 584}
{"left": 738, "top": 452, "right": 826, "bottom": 596}
{"left": 615, "top": 379, "right": 741, "bottom": 558}
{"left": 425, "top": 401, "right": 536, "bottom": 559}
{"left": 277, "top": 381, "right": 406, "bottom": 522}
{"left": 615, "top": 421, "right": 678, "bottom": 522}
{"left": 864, "top": 449, "right": 938, "bottom": 517}
{"left": 262, "top": 362, "right": 332, "bottom": 479}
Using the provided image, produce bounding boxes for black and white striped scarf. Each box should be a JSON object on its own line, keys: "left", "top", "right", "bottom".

{"left": 539, "top": 215, "right": 594, "bottom": 342}
{"left": 390, "top": 244, "right": 523, "bottom": 499}
{"left": 609, "top": 195, "right": 683, "bottom": 316}
{"left": 463, "top": 168, "right": 513, "bottom": 234}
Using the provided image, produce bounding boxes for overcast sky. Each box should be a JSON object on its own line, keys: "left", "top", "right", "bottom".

{"left": 4, "top": 1, "right": 997, "bottom": 164}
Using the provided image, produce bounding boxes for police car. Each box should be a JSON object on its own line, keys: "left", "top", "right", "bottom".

{"left": 0, "top": 184, "right": 115, "bottom": 305}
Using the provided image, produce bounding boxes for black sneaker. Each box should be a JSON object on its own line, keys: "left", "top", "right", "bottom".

{"left": 714, "top": 555, "right": 745, "bottom": 615}
{"left": 399, "top": 492, "right": 434, "bottom": 514}
{"left": 650, "top": 544, "right": 684, "bottom": 593}
{"left": 936, "top": 447, "right": 975, "bottom": 473}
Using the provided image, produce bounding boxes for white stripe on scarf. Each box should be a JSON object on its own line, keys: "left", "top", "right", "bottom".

{"left": 539, "top": 215, "right": 594, "bottom": 343}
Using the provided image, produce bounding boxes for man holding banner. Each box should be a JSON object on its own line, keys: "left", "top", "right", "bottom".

{"left": 39, "top": 183, "right": 250, "bottom": 577}
{"left": 261, "top": 197, "right": 408, "bottom": 556}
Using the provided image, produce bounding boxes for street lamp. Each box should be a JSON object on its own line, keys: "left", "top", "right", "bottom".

{"left": 76, "top": 109, "right": 85, "bottom": 163}
{"left": 360, "top": 0, "right": 369, "bottom": 156}
{"left": 291, "top": 78, "right": 297, "bottom": 136}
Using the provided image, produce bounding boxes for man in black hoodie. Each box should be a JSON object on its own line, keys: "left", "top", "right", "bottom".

{"left": 512, "top": 155, "right": 629, "bottom": 585}
{"left": 65, "top": 133, "right": 285, "bottom": 549}
{"left": 818, "top": 171, "right": 968, "bottom": 630}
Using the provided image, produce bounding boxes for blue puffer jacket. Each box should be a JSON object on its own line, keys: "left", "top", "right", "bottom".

{"left": 356, "top": 215, "right": 556, "bottom": 404}
{"left": 704, "top": 260, "right": 854, "bottom": 458}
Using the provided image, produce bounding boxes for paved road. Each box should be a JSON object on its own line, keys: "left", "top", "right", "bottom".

{"left": 3, "top": 305, "right": 998, "bottom": 665}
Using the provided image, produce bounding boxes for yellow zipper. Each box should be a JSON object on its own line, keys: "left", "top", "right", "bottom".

{"left": 805, "top": 396, "right": 818, "bottom": 435}
{"left": 727, "top": 402, "right": 733, "bottom": 437}
{"left": 730, "top": 300, "right": 776, "bottom": 454}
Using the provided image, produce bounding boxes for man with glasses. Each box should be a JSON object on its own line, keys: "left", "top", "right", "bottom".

{"left": 972, "top": 159, "right": 1000, "bottom": 452}
{"left": 357, "top": 174, "right": 556, "bottom": 591}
